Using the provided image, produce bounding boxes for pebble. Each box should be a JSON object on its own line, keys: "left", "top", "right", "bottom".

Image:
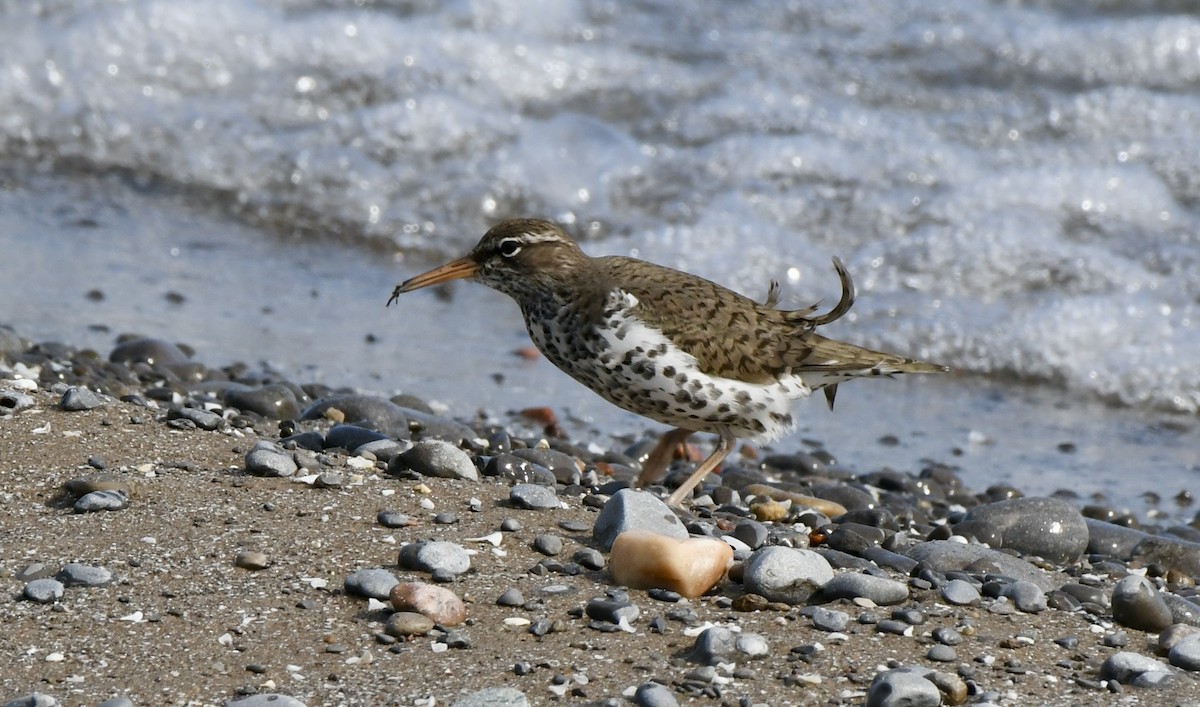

{"left": 0, "top": 389, "right": 36, "bottom": 415}
{"left": 742, "top": 546, "right": 833, "bottom": 604}
{"left": 1167, "top": 633, "right": 1200, "bottom": 671}
{"left": 905, "top": 540, "right": 1053, "bottom": 591}
{"left": 245, "top": 442, "right": 298, "bottom": 478}
{"left": 449, "top": 688, "right": 529, "bottom": 707}
{"left": 1111, "top": 575, "right": 1173, "bottom": 632}
{"left": 532, "top": 533, "right": 563, "bottom": 556}
{"left": 354, "top": 438, "right": 408, "bottom": 463}
{"left": 301, "top": 394, "right": 410, "bottom": 438}
{"left": 485, "top": 453, "right": 555, "bottom": 485}
{"left": 109, "top": 337, "right": 190, "bottom": 367}
{"left": 73, "top": 489, "right": 128, "bottom": 513}
{"left": 633, "top": 682, "right": 678, "bottom": 707}
{"left": 592, "top": 489, "right": 688, "bottom": 551}
{"left": 377, "top": 510, "right": 412, "bottom": 528}
{"left": 819, "top": 572, "right": 909, "bottom": 605}
{"left": 223, "top": 695, "right": 307, "bottom": 707}
{"left": 326, "top": 424, "right": 390, "bottom": 451}
{"left": 865, "top": 669, "right": 941, "bottom": 707}
{"left": 96, "top": 698, "right": 134, "bottom": 707}
{"left": 1, "top": 695, "right": 61, "bottom": 707}
{"left": 343, "top": 568, "right": 400, "bottom": 600}
{"left": 998, "top": 580, "right": 1047, "bottom": 613}
{"left": 810, "top": 607, "right": 850, "bottom": 632}
{"left": 60, "top": 386, "right": 103, "bottom": 411}
{"left": 23, "top": 578, "right": 65, "bottom": 604}
{"left": 573, "top": 548, "right": 605, "bottom": 570}
{"left": 390, "top": 581, "right": 468, "bottom": 625}
{"left": 509, "top": 483, "right": 559, "bottom": 510}
{"left": 940, "top": 578, "right": 981, "bottom": 606}
{"left": 55, "top": 562, "right": 113, "bottom": 587}
{"left": 391, "top": 440, "right": 479, "bottom": 481}
{"left": 958, "top": 496, "right": 1089, "bottom": 563}
{"left": 167, "top": 406, "right": 223, "bottom": 431}
{"left": 927, "top": 644, "right": 957, "bottom": 662}
{"left": 1100, "top": 651, "right": 1175, "bottom": 686}
{"left": 385, "top": 611, "right": 435, "bottom": 637}
{"left": 398, "top": 541, "right": 471, "bottom": 577}
{"left": 609, "top": 530, "right": 732, "bottom": 598}
{"left": 234, "top": 551, "right": 269, "bottom": 570}
{"left": 730, "top": 519, "right": 770, "bottom": 550}
{"left": 585, "top": 597, "right": 640, "bottom": 627}
{"left": 223, "top": 383, "right": 301, "bottom": 420}
{"left": 496, "top": 588, "right": 525, "bottom": 607}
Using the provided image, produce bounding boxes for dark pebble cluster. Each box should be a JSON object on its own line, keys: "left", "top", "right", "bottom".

{"left": 3, "top": 328, "right": 1200, "bottom": 706}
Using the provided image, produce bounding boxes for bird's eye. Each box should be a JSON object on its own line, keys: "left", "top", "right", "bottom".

{"left": 498, "top": 238, "right": 522, "bottom": 258}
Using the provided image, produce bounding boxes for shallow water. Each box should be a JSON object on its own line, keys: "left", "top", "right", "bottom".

{"left": 1, "top": 1, "right": 1198, "bottom": 515}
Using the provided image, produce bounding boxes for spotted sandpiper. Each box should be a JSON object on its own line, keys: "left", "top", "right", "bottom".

{"left": 390, "top": 218, "right": 946, "bottom": 506}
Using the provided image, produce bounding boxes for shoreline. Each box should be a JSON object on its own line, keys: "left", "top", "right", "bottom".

{"left": 2, "top": 326, "right": 1200, "bottom": 704}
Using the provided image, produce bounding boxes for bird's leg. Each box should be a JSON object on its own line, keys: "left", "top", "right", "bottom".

{"left": 635, "top": 427, "right": 694, "bottom": 489}
{"left": 665, "top": 427, "right": 736, "bottom": 507}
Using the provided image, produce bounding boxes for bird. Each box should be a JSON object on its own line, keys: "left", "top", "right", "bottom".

{"left": 389, "top": 218, "right": 947, "bottom": 507}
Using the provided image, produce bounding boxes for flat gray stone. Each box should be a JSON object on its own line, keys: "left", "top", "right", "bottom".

{"left": 55, "top": 562, "right": 113, "bottom": 587}
{"left": 343, "top": 568, "right": 399, "bottom": 600}
{"left": 592, "top": 489, "right": 687, "bottom": 551}
{"left": 245, "top": 443, "right": 298, "bottom": 478}
{"left": 23, "top": 578, "right": 65, "bottom": 604}
{"left": 959, "top": 496, "right": 1088, "bottom": 563}
{"left": 820, "top": 572, "right": 909, "bottom": 605}
{"left": 905, "top": 540, "right": 1054, "bottom": 591}
{"left": 1168, "top": 633, "right": 1200, "bottom": 671}
{"left": 448, "top": 687, "right": 529, "bottom": 707}
{"left": 224, "top": 695, "right": 307, "bottom": 707}
{"left": 168, "top": 406, "right": 223, "bottom": 430}
{"left": 865, "top": 669, "right": 941, "bottom": 707}
{"left": 509, "top": 483, "right": 559, "bottom": 510}
{"left": 1101, "top": 651, "right": 1174, "bottom": 684}
{"left": 811, "top": 607, "right": 849, "bottom": 632}
{"left": 633, "top": 682, "right": 678, "bottom": 707}
{"left": 1, "top": 694, "right": 61, "bottom": 707}
{"left": 940, "top": 578, "right": 981, "bottom": 606}
{"left": 742, "top": 546, "right": 833, "bottom": 604}
{"left": 74, "top": 489, "right": 128, "bottom": 513}
{"left": 0, "top": 390, "right": 36, "bottom": 415}
{"left": 60, "top": 386, "right": 103, "bottom": 411}
{"left": 398, "top": 541, "right": 471, "bottom": 577}
{"left": 391, "top": 440, "right": 478, "bottom": 481}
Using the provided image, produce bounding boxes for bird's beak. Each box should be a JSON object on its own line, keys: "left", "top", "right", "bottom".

{"left": 388, "top": 256, "right": 478, "bottom": 305}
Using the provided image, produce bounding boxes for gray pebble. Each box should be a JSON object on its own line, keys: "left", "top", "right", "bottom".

{"left": 905, "top": 540, "right": 1054, "bottom": 591}
{"left": 325, "top": 424, "right": 389, "bottom": 451}
{"left": 691, "top": 626, "right": 738, "bottom": 665}
{"left": 509, "top": 483, "right": 559, "bottom": 510}
{"left": 245, "top": 443, "right": 298, "bottom": 478}
{"left": 73, "top": 489, "right": 128, "bottom": 513}
{"left": 167, "top": 406, "right": 223, "bottom": 431}
{"left": 742, "top": 546, "right": 833, "bottom": 604}
{"left": 731, "top": 519, "right": 769, "bottom": 550}
{"left": 585, "top": 597, "right": 640, "bottom": 625}
{"left": 235, "top": 551, "right": 270, "bottom": 570}
{"left": 302, "top": 394, "right": 409, "bottom": 439}
{"left": 735, "top": 632, "right": 770, "bottom": 659}
{"left": 940, "top": 578, "right": 981, "bottom": 606}
{"left": 377, "top": 510, "right": 411, "bottom": 528}
{"left": 60, "top": 386, "right": 103, "bottom": 411}
{"left": 448, "top": 687, "right": 529, "bottom": 707}
{"left": 96, "top": 698, "right": 135, "bottom": 707}
{"left": 354, "top": 438, "right": 408, "bottom": 463}
{"left": 0, "top": 390, "right": 35, "bottom": 415}
{"left": 398, "top": 541, "right": 471, "bottom": 577}
{"left": 1101, "top": 651, "right": 1174, "bottom": 685}
{"left": 1112, "top": 575, "right": 1173, "bottom": 632}
{"left": 23, "top": 578, "right": 65, "bottom": 604}
{"left": 932, "top": 626, "right": 962, "bottom": 646}
{"left": 485, "top": 453, "right": 555, "bottom": 485}
{"left": 314, "top": 472, "right": 344, "bottom": 489}
{"left": 820, "top": 572, "right": 909, "bottom": 605}
{"left": 343, "top": 568, "right": 399, "bottom": 600}
{"left": 55, "top": 562, "right": 113, "bottom": 587}
{"left": 391, "top": 440, "right": 478, "bottom": 481}
{"left": 633, "top": 682, "right": 678, "bottom": 707}
{"left": 1, "top": 694, "right": 61, "bottom": 707}
{"left": 223, "top": 383, "right": 301, "bottom": 420}
{"left": 573, "top": 548, "right": 605, "bottom": 570}
{"left": 224, "top": 695, "right": 307, "bottom": 707}
{"left": 386, "top": 611, "right": 435, "bottom": 637}
{"left": 110, "top": 337, "right": 189, "bottom": 367}
{"left": 865, "top": 669, "right": 941, "bottom": 707}
{"left": 592, "top": 489, "right": 687, "bottom": 551}
{"left": 1000, "top": 580, "right": 1047, "bottom": 613}
{"left": 810, "top": 607, "right": 849, "bottom": 632}
{"left": 510, "top": 448, "right": 582, "bottom": 485}
{"left": 959, "top": 496, "right": 1088, "bottom": 563}
{"left": 1168, "top": 633, "right": 1200, "bottom": 671}
{"left": 927, "top": 645, "right": 957, "bottom": 662}
{"left": 496, "top": 588, "right": 525, "bottom": 607}
{"left": 532, "top": 533, "right": 563, "bottom": 556}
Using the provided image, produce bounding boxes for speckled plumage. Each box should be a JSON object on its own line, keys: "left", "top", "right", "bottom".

{"left": 391, "top": 218, "right": 946, "bottom": 505}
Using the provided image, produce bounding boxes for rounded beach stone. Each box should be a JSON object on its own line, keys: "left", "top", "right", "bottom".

{"left": 23, "top": 578, "right": 65, "bottom": 604}
{"left": 223, "top": 383, "right": 301, "bottom": 420}
{"left": 1100, "top": 651, "right": 1174, "bottom": 685}
{"left": 60, "top": 386, "right": 103, "bottom": 411}
{"left": 633, "top": 682, "right": 678, "bottom": 707}
{"left": 343, "top": 568, "right": 399, "bottom": 600}
{"left": 1111, "top": 575, "right": 1173, "bottom": 632}
{"left": 73, "top": 489, "right": 128, "bottom": 513}
{"left": 245, "top": 443, "right": 297, "bottom": 478}
{"left": 820, "top": 572, "right": 909, "bottom": 605}
{"left": 398, "top": 541, "right": 471, "bottom": 577}
{"left": 865, "top": 669, "right": 941, "bottom": 707}
{"left": 593, "top": 489, "right": 687, "bottom": 551}
{"left": 390, "top": 582, "right": 467, "bottom": 626}
{"left": 223, "top": 695, "right": 307, "bottom": 707}
{"left": 385, "top": 611, "right": 435, "bottom": 637}
{"left": 691, "top": 626, "right": 738, "bottom": 664}
{"left": 959, "top": 496, "right": 1088, "bottom": 563}
{"left": 742, "top": 546, "right": 833, "bottom": 605}
{"left": 940, "top": 578, "right": 981, "bottom": 606}
{"left": 904, "top": 540, "right": 1054, "bottom": 591}
{"left": 609, "top": 529, "right": 732, "bottom": 598}
{"left": 167, "top": 406, "right": 223, "bottom": 431}
{"left": 301, "top": 393, "right": 410, "bottom": 438}
{"left": 810, "top": 607, "right": 849, "bottom": 632}
{"left": 234, "top": 551, "right": 270, "bottom": 570}
{"left": 509, "top": 483, "right": 559, "bottom": 510}
{"left": 109, "top": 338, "right": 190, "bottom": 367}
{"left": 448, "top": 687, "right": 529, "bottom": 707}
{"left": 56, "top": 563, "right": 113, "bottom": 587}
{"left": 1, "top": 694, "right": 62, "bottom": 707}
{"left": 1000, "top": 580, "right": 1047, "bottom": 613}
{"left": 391, "top": 440, "right": 478, "bottom": 481}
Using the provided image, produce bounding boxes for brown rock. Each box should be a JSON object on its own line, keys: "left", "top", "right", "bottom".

{"left": 385, "top": 611, "right": 435, "bottom": 637}
{"left": 609, "top": 529, "right": 732, "bottom": 598}
{"left": 389, "top": 582, "right": 467, "bottom": 626}
{"left": 742, "top": 484, "right": 848, "bottom": 517}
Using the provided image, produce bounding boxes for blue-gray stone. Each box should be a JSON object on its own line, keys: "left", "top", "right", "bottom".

{"left": 1168, "top": 633, "right": 1200, "bottom": 671}
{"left": 1101, "top": 651, "right": 1174, "bottom": 684}
{"left": 354, "top": 438, "right": 408, "bottom": 463}
{"left": 509, "top": 483, "right": 559, "bottom": 510}
{"left": 167, "top": 406, "right": 223, "bottom": 431}
{"left": 0, "top": 390, "right": 35, "bottom": 415}
{"left": 940, "top": 578, "right": 981, "bottom": 606}
{"left": 391, "top": 440, "right": 478, "bottom": 481}
{"left": 302, "top": 394, "right": 410, "bottom": 439}
{"left": 820, "top": 572, "right": 909, "bottom": 605}
{"left": 632, "top": 682, "right": 678, "bottom": 707}
{"left": 1000, "top": 580, "right": 1047, "bottom": 613}
{"left": 592, "top": 489, "right": 687, "bottom": 551}
{"left": 1163, "top": 593, "right": 1200, "bottom": 628}
{"left": 223, "top": 383, "right": 301, "bottom": 420}
{"left": 73, "top": 490, "right": 128, "bottom": 513}
{"left": 60, "top": 386, "right": 103, "bottom": 411}
{"left": 905, "top": 540, "right": 1054, "bottom": 591}
{"left": 1, "top": 694, "right": 61, "bottom": 707}
{"left": 731, "top": 519, "right": 769, "bottom": 550}
{"left": 400, "top": 407, "right": 477, "bottom": 444}
{"left": 865, "top": 669, "right": 941, "bottom": 707}
{"left": 735, "top": 632, "right": 770, "bottom": 659}
{"left": 110, "top": 338, "right": 189, "bottom": 366}
{"left": 326, "top": 424, "right": 390, "bottom": 452}
{"left": 448, "top": 687, "right": 529, "bottom": 707}
{"left": 959, "top": 496, "right": 1087, "bottom": 563}
{"left": 691, "top": 626, "right": 739, "bottom": 665}
{"left": 811, "top": 607, "right": 850, "bottom": 632}
{"left": 343, "top": 568, "right": 399, "bottom": 600}
{"left": 511, "top": 448, "right": 582, "bottom": 486}
{"left": 398, "top": 541, "right": 471, "bottom": 577}
{"left": 1112, "top": 575, "right": 1173, "bottom": 632}
{"left": 245, "top": 443, "right": 297, "bottom": 477}
{"left": 55, "top": 563, "right": 113, "bottom": 587}
{"left": 96, "top": 698, "right": 135, "bottom": 707}
{"left": 742, "top": 546, "right": 833, "bottom": 605}
{"left": 224, "top": 696, "right": 307, "bottom": 707}
{"left": 1085, "top": 517, "right": 1150, "bottom": 559}
{"left": 23, "top": 578, "right": 64, "bottom": 604}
